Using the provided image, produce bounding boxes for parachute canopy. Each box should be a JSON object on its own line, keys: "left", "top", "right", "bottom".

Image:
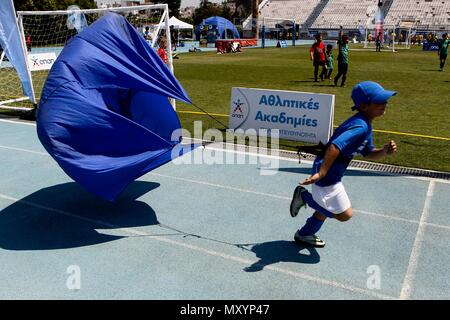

{"left": 37, "top": 12, "right": 195, "bottom": 201}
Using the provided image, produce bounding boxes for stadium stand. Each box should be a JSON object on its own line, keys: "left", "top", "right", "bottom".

{"left": 309, "top": 0, "right": 381, "bottom": 29}
{"left": 383, "top": 0, "right": 450, "bottom": 30}
{"left": 256, "top": 0, "right": 450, "bottom": 32}
{"left": 258, "top": 0, "right": 322, "bottom": 28}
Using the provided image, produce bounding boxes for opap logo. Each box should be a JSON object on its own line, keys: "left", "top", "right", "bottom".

{"left": 28, "top": 52, "right": 57, "bottom": 71}
{"left": 229, "top": 88, "right": 250, "bottom": 129}
{"left": 231, "top": 99, "right": 245, "bottom": 118}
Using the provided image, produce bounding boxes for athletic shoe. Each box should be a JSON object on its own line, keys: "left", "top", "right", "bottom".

{"left": 294, "top": 231, "right": 326, "bottom": 248}
{"left": 333, "top": 78, "right": 338, "bottom": 86}
{"left": 290, "top": 185, "right": 307, "bottom": 217}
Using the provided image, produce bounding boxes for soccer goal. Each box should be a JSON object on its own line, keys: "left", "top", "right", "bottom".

{"left": 0, "top": 4, "right": 172, "bottom": 111}
{"left": 389, "top": 19, "right": 418, "bottom": 51}
{"left": 364, "top": 20, "right": 417, "bottom": 52}
{"left": 260, "top": 17, "right": 297, "bottom": 48}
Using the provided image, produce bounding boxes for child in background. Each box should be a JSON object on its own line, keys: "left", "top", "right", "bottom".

{"left": 334, "top": 26, "right": 349, "bottom": 87}
{"left": 438, "top": 33, "right": 449, "bottom": 71}
{"left": 157, "top": 37, "right": 168, "bottom": 65}
{"left": 325, "top": 44, "right": 334, "bottom": 80}
{"left": 310, "top": 34, "right": 327, "bottom": 82}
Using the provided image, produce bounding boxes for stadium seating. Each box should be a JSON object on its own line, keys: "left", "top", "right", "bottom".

{"left": 259, "top": 0, "right": 322, "bottom": 28}
{"left": 257, "top": 0, "right": 450, "bottom": 31}
{"left": 310, "top": 0, "right": 380, "bottom": 29}
{"left": 383, "top": 0, "right": 450, "bottom": 29}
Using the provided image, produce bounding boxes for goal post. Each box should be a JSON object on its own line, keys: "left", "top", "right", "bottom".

{"left": 260, "top": 17, "right": 297, "bottom": 48}
{"left": 364, "top": 20, "right": 417, "bottom": 52}
{"left": 0, "top": 0, "right": 36, "bottom": 111}
{"left": 0, "top": 4, "right": 173, "bottom": 111}
{"left": 391, "top": 19, "right": 417, "bottom": 50}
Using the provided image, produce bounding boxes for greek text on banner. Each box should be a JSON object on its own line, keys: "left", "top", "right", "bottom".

{"left": 229, "top": 87, "right": 334, "bottom": 144}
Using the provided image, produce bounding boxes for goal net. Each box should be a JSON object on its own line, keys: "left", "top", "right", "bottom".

{"left": 0, "top": 4, "right": 172, "bottom": 111}
{"left": 364, "top": 20, "right": 417, "bottom": 51}
{"left": 259, "top": 17, "right": 297, "bottom": 48}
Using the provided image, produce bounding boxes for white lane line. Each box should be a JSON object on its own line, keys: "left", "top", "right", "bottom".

{"left": 423, "top": 221, "right": 450, "bottom": 231}
{"left": 0, "top": 125, "right": 449, "bottom": 229}
{"left": 0, "top": 119, "right": 35, "bottom": 126}
{"left": 0, "top": 192, "right": 395, "bottom": 300}
{"left": 0, "top": 144, "right": 448, "bottom": 231}
{"left": 1, "top": 118, "right": 449, "bottom": 185}
{"left": 0, "top": 145, "right": 48, "bottom": 156}
{"left": 150, "top": 172, "right": 290, "bottom": 200}
{"left": 151, "top": 172, "right": 450, "bottom": 231}
{"left": 399, "top": 181, "right": 435, "bottom": 300}
{"left": 354, "top": 209, "right": 420, "bottom": 225}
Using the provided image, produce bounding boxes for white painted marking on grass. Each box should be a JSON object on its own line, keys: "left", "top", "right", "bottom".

{"left": 0, "top": 192, "right": 395, "bottom": 300}
{"left": 399, "top": 181, "right": 435, "bottom": 300}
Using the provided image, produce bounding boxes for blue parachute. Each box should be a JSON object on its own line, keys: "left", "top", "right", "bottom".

{"left": 37, "top": 12, "right": 195, "bottom": 201}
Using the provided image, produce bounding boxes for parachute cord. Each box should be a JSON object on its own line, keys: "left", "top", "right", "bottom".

{"left": 190, "top": 102, "right": 229, "bottom": 130}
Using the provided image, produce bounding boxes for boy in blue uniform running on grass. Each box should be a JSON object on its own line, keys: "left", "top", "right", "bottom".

{"left": 290, "top": 81, "right": 398, "bottom": 247}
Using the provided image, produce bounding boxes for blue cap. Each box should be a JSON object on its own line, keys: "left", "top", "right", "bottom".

{"left": 351, "top": 81, "right": 396, "bottom": 108}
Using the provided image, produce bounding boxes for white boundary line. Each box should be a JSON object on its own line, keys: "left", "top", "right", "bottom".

{"left": 0, "top": 145, "right": 48, "bottom": 156}
{"left": 0, "top": 118, "right": 35, "bottom": 126}
{"left": 1, "top": 118, "right": 449, "bottom": 184}
{"left": 399, "top": 181, "right": 435, "bottom": 300}
{"left": 0, "top": 192, "right": 395, "bottom": 300}
{"left": 151, "top": 172, "right": 450, "bottom": 231}
{"left": 0, "top": 131, "right": 449, "bottom": 230}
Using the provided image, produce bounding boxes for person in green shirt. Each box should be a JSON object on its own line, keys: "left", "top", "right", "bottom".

{"left": 334, "top": 26, "right": 349, "bottom": 87}
{"left": 439, "top": 33, "right": 449, "bottom": 71}
{"left": 325, "top": 44, "right": 334, "bottom": 79}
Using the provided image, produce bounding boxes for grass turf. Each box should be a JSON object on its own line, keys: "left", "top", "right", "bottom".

{"left": 173, "top": 44, "right": 450, "bottom": 172}
{"left": 1, "top": 44, "right": 448, "bottom": 172}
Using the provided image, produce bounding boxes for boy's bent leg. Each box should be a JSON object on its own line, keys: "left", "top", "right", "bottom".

{"left": 300, "top": 187, "right": 336, "bottom": 218}
{"left": 333, "top": 207, "right": 353, "bottom": 222}
{"left": 295, "top": 211, "right": 326, "bottom": 247}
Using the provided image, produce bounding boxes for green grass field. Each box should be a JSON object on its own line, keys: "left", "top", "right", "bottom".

{"left": 1, "top": 44, "right": 449, "bottom": 172}
{"left": 172, "top": 44, "right": 450, "bottom": 172}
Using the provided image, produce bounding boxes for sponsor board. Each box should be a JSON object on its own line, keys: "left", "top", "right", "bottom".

{"left": 229, "top": 87, "right": 334, "bottom": 144}
{"left": 28, "top": 52, "right": 57, "bottom": 71}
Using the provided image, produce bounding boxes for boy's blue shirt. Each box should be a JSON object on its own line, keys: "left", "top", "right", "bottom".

{"left": 313, "top": 112, "right": 374, "bottom": 186}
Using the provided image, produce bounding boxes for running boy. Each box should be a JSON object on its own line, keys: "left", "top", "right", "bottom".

{"left": 325, "top": 44, "right": 334, "bottom": 79}
{"left": 438, "top": 33, "right": 449, "bottom": 71}
{"left": 334, "top": 26, "right": 349, "bottom": 87}
{"left": 290, "top": 81, "right": 397, "bottom": 247}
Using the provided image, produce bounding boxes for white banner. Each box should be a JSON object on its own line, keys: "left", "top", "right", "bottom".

{"left": 229, "top": 87, "right": 334, "bottom": 144}
{"left": 323, "top": 39, "right": 337, "bottom": 49}
{"left": 327, "top": 31, "right": 339, "bottom": 38}
{"left": 28, "top": 52, "right": 57, "bottom": 71}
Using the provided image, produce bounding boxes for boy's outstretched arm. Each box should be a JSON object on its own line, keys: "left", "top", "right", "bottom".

{"left": 364, "top": 140, "right": 397, "bottom": 160}
{"left": 301, "top": 144, "right": 340, "bottom": 185}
